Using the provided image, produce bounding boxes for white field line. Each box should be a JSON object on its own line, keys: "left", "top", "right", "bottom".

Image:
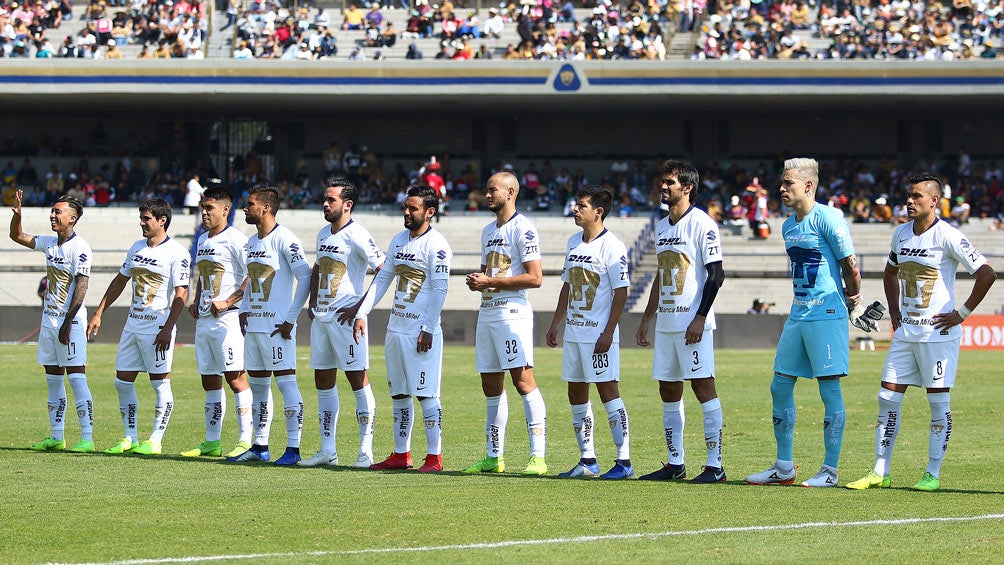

{"left": 56, "top": 513, "right": 1004, "bottom": 565}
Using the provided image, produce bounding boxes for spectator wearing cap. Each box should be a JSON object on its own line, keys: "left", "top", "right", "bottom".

{"left": 747, "top": 298, "right": 773, "bottom": 315}
{"left": 483, "top": 7, "right": 503, "bottom": 38}
{"left": 871, "top": 196, "right": 892, "bottom": 223}
{"left": 950, "top": 195, "right": 971, "bottom": 226}
{"left": 102, "top": 38, "right": 123, "bottom": 58}
{"left": 365, "top": 3, "right": 383, "bottom": 27}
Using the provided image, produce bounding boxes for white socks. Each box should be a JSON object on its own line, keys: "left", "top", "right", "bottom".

{"left": 204, "top": 389, "right": 225, "bottom": 443}
{"left": 603, "top": 397, "right": 630, "bottom": 461}
{"left": 523, "top": 388, "right": 546, "bottom": 457}
{"left": 485, "top": 391, "right": 508, "bottom": 458}
{"left": 420, "top": 397, "right": 442, "bottom": 456}
{"left": 354, "top": 384, "right": 375, "bottom": 457}
{"left": 149, "top": 379, "right": 173, "bottom": 443}
{"left": 926, "top": 392, "right": 952, "bottom": 478}
{"left": 392, "top": 397, "right": 413, "bottom": 454}
{"left": 234, "top": 388, "right": 253, "bottom": 445}
{"left": 248, "top": 376, "right": 273, "bottom": 446}
{"left": 873, "top": 388, "right": 904, "bottom": 476}
{"left": 114, "top": 377, "right": 139, "bottom": 442}
{"left": 317, "top": 387, "right": 339, "bottom": 454}
{"left": 701, "top": 398, "right": 723, "bottom": 468}
{"left": 275, "top": 375, "right": 303, "bottom": 448}
{"left": 67, "top": 373, "right": 93, "bottom": 442}
{"left": 45, "top": 374, "right": 66, "bottom": 441}
{"left": 570, "top": 401, "right": 595, "bottom": 459}
{"left": 662, "top": 400, "right": 684, "bottom": 465}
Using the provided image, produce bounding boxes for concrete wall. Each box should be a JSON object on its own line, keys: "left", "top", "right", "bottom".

{"left": 2, "top": 307, "right": 783, "bottom": 350}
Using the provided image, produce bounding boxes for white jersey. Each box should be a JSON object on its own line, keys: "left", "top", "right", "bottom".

{"left": 242, "top": 224, "right": 309, "bottom": 333}
{"left": 653, "top": 207, "right": 722, "bottom": 333}
{"left": 889, "top": 218, "right": 987, "bottom": 342}
{"left": 120, "top": 237, "right": 190, "bottom": 334}
{"left": 560, "top": 229, "right": 630, "bottom": 343}
{"left": 368, "top": 226, "right": 452, "bottom": 335}
{"left": 312, "top": 220, "right": 385, "bottom": 322}
{"left": 479, "top": 212, "right": 541, "bottom": 322}
{"left": 35, "top": 233, "right": 92, "bottom": 329}
{"left": 194, "top": 226, "right": 248, "bottom": 319}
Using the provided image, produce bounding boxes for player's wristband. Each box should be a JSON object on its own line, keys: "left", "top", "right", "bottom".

{"left": 957, "top": 305, "right": 972, "bottom": 320}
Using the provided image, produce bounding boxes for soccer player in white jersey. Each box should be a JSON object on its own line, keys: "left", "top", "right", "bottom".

{"left": 847, "top": 174, "right": 996, "bottom": 492}
{"left": 462, "top": 172, "right": 548, "bottom": 476}
{"left": 87, "top": 198, "right": 190, "bottom": 455}
{"left": 10, "top": 191, "right": 96, "bottom": 453}
{"left": 546, "top": 185, "right": 633, "bottom": 480}
{"left": 180, "top": 186, "right": 254, "bottom": 459}
{"left": 635, "top": 160, "right": 727, "bottom": 483}
{"left": 231, "top": 185, "right": 312, "bottom": 466}
{"left": 357, "top": 185, "right": 452, "bottom": 473}
{"left": 299, "top": 180, "right": 385, "bottom": 469}
{"left": 745, "top": 158, "right": 863, "bottom": 488}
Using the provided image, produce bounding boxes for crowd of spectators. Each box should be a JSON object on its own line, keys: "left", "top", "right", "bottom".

{"left": 1, "top": 0, "right": 208, "bottom": 58}
{"left": 4, "top": 126, "right": 1004, "bottom": 234}
{"left": 695, "top": 0, "right": 1004, "bottom": 60}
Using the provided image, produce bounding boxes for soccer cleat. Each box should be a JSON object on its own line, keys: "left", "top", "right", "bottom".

{"left": 273, "top": 447, "right": 301, "bottom": 466}
{"left": 229, "top": 446, "right": 271, "bottom": 462}
{"left": 131, "top": 440, "right": 162, "bottom": 455}
{"left": 224, "top": 441, "right": 252, "bottom": 459}
{"left": 370, "top": 452, "right": 413, "bottom": 470}
{"left": 462, "top": 456, "right": 505, "bottom": 474}
{"left": 521, "top": 455, "right": 547, "bottom": 476}
{"left": 600, "top": 460, "right": 635, "bottom": 480}
{"left": 639, "top": 462, "right": 686, "bottom": 481}
{"left": 69, "top": 439, "right": 95, "bottom": 453}
{"left": 297, "top": 450, "right": 338, "bottom": 467}
{"left": 801, "top": 465, "right": 838, "bottom": 488}
{"left": 558, "top": 459, "right": 601, "bottom": 478}
{"left": 745, "top": 463, "right": 797, "bottom": 485}
{"left": 180, "top": 440, "right": 222, "bottom": 458}
{"left": 691, "top": 466, "right": 727, "bottom": 483}
{"left": 911, "top": 472, "right": 940, "bottom": 492}
{"left": 418, "top": 454, "right": 443, "bottom": 473}
{"left": 30, "top": 437, "right": 65, "bottom": 451}
{"left": 103, "top": 437, "right": 136, "bottom": 454}
{"left": 846, "top": 471, "right": 891, "bottom": 490}
{"left": 352, "top": 452, "right": 374, "bottom": 468}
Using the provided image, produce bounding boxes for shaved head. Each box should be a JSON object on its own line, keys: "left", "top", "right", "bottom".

{"left": 489, "top": 171, "right": 520, "bottom": 198}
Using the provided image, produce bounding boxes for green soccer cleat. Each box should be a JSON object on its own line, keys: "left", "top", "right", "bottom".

{"left": 911, "top": 472, "right": 940, "bottom": 492}
{"left": 462, "top": 456, "right": 505, "bottom": 474}
{"left": 224, "top": 441, "right": 252, "bottom": 459}
{"left": 131, "top": 440, "right": 162, "bottom": 455}
{"left": 521, "top": 455, "right": 547, "bottom": 476}
{"left": 69, "top": 439, "right": 95, "bottom": 453}
{"left": 104, "top": 437, "right": 135, "bottom": 454}
{"left": 30, "top": 437, "right": 65, "bottom": 451}
{"left": 180, "top": 440, "right": 222, "bottom": 458}
{"left": 846, "top": 471, "right": 891, "bottom": 490}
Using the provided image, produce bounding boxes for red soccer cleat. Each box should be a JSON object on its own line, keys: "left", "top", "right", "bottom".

{"left": 418, "top": 454, "right": 443, "bottom": 473}
{"left": 369, "top": 452, "right": 413, "bottom": 470}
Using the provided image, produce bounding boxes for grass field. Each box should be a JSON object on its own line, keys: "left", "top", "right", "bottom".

{"left": 1, "top": 343, "right": 1002, "bottom": 564}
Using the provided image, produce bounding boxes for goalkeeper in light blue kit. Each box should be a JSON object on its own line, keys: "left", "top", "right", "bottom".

{"left": 745, "top": 158, "right": 874, "bottom": 488}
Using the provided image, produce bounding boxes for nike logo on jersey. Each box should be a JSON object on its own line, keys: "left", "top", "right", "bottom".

{"left": 691, "top": 366, "right": 702, "bottom": 372}
{"left": 823, "top": 363, "right": 835, "bottom": 369}
{"left": 347, "top": 359, "right": 358, "bottom": 365}
{"left": 154, "top": 362, "right": 165, "bottom": 368}
{"left": 596, "top": 369, "right": 607, "bottom": 375}
{"left": 507, "top": 356, "right": 519, "bottom": 363}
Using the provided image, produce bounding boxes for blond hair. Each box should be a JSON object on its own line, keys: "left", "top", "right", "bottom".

{"left": 784, "top": 157, "right": 819, "bottom": 186}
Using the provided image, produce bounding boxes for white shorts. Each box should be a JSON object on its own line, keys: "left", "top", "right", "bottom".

{"left": 561, "top": 340, "right": 620, "bottom": 383}
{"left": 115, "top": 328, "right": 176, "bottom": 374}
{"left": 37, "top": 321, "right": 88, "bottom": 367}
{"left": 882, "top": 338, "right": 959, "bottom": 389}
{"left": 474, "top": 317, "right": 534, "bottom": 373}
{"left": 651, "top": 330, "right": 716, "bottom": 382}
{"left": 310, "top": 318, "right": 369, "bottom": 371}
{"left": 195, "top": 312, "right": 245, "bottom": 376}
{"left": 384, "top": 330, "right": 442, "bottom": 397}
{"left": 244, "top": 331, "right": 297, "bottom": 372}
